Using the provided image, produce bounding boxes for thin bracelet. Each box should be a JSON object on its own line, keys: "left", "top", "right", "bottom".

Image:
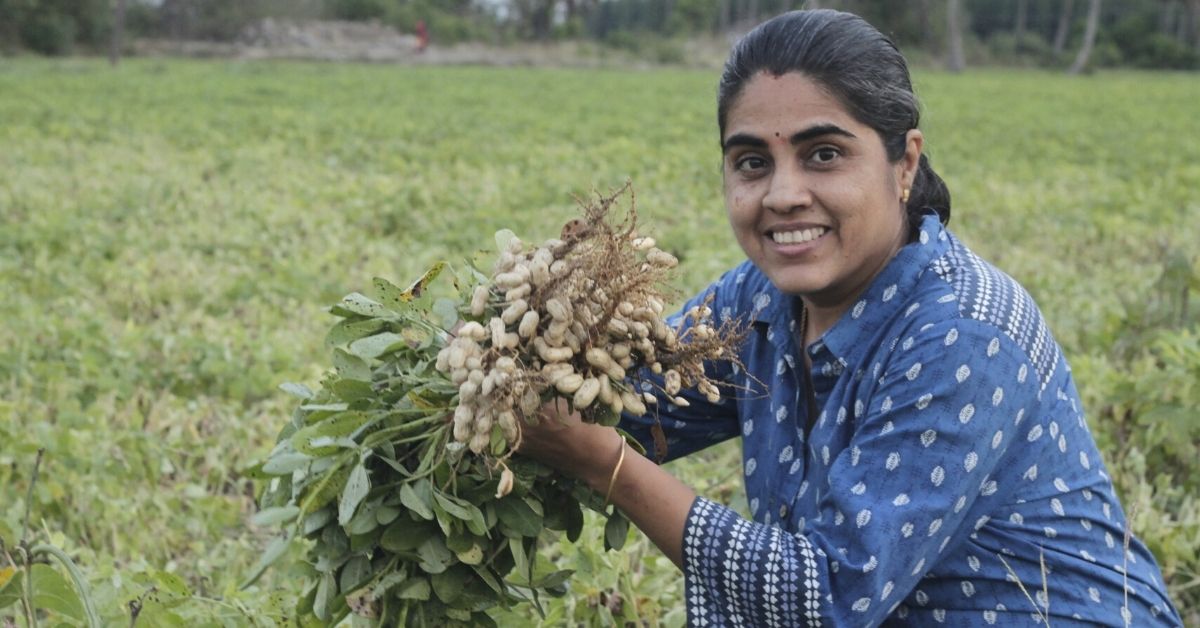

{"left": 603, "top": 436, "right": 627, "bottom": 509}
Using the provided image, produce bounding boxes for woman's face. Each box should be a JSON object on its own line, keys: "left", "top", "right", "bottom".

{"left": 722, "top": 71, "right": 922, "bottom": 312}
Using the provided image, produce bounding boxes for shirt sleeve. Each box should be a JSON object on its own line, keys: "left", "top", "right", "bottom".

{"left": 681, "top": 319, "right": 1041, "bottom": 627}
{"left": 617, "top": 269, "right": 745, "bottom": 463}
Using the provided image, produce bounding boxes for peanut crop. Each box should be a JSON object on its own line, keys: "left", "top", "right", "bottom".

{"left": 249, "top": 186, "right": 742, "bottom": 626}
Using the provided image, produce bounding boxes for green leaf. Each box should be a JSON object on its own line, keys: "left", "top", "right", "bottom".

{"left": 0, "top": 566, "right": 21, "bottom": 610}
{"left": 339, "top": 556, "right": 373, "bottom": 593}
{"left": 303, "top": 508, "right": 335, "bottom": 536}
{"left": 240, "top": 535, "right": 290, "bottom": 589}
{"left": 433, "top": 491, "right": 482, "bottom": 523}
{"left": 469, "top": 565, "right": 506, "bottom": 597}
{"left": 347, "top": 499, "right": 381, "bottom": 536}
{"left": 433, "top": 297, "right": 460, "bottom": 330}
{"left": 508, "top": 537, "right": 530, "bottom": 583}
{"left": 292, "top": 411, "right": 372, "bottom": 456}
{"left": 349, "top": 332, "right": 406, "bottom": 360}
{"left": 335, "top": 292, "right": 392, "bottom": 318}
{"left": 332, "top": 348, "right": 371, "bottom": 381}
{"left": 531, "top": 568, "right": 573, "bottom": 590}
{"left": 251, "top": 505, "right": 301, "bottom": 527}
{"left": 338, "top": 463, "right": 371, "bottom": 526}
{"left": 372, "top": 264, "right": 445, "bottom": 309}
{"left": 371, "top": 569, "right": 409, "bottom": 598}
{"left": 326, "top": 318, "right": 387, "bottom": 347}
{"left": 464, "top": 504, "right": 489, "bottom": 537}
{"left": 299, "top": 464, "right": 353, "bottom": 514}
{"left": 494, "top": 496, "right": 542, "bottom": 538}
{"left": 566, "top": 499, "right": 584, "bottom": 543}
{"left": 313, "top": 571, "right": 336, "bottom": 621}
{"left": 299, "top": 402, "right": 349, "bottom": 413}
{"left": 447, "top": 529, "right": 486, "bottom": 566}
{"left": 279, "top": 382, "right": 314, "bottom": 399}
{"left": 146, "top": 569, "right": 192, "bottom": 602}
{"left": 604, "top": 512, "right": 630, "bottom": 551}
{"left": 455, "top": 543, "right": 484, "bottom": 566}
{"left": 400, "top": 479, "right": 434, "bottom": 521}
{"left": 376, "top": 505, "right": 402, "bottom": 526}
{"left": 394, "top": 576, "right": 431, "bottom": 601}
{"left": 134, "top": 604, "right": 187, "bottom": 626}
{"left": 330, "top": 378, "right": 374, "bottom": 402}
{"left": 380, "top": 519, "right": 436, "bottom": 552}
{"left": 431, "top": 564, "right": 473, "bottom": 604}
{"left": 349, "top": 526, "right": 384, "bottom": 554}
{"left": 416, "top": 535, "right": 454, "bottom": 574}
{"left": 261, "top": 451, "right": 312, "bottom": 477}
{"left": 29, "top": 564, "right": 84, "bottom": 621}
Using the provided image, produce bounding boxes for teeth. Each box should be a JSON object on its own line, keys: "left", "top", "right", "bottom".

{"left": 771, "top": 228, "right": 826, "bottom": 244}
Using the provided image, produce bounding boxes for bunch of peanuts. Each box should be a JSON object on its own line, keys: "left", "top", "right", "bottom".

{"left": 435, "top": 224, "right": 724, "bottom": 457}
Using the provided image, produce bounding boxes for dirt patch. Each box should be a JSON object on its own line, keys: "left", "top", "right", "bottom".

{"left": 133, "top": 19, "right": 732, "bottom": 69}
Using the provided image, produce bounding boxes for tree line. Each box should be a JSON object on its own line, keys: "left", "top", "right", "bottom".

{"left": 2, "top": 0, "right": 1198, "bottom": 70}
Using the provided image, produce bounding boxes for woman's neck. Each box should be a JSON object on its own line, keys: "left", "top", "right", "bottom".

{"left": 801, "top": 301, "right": 841, "bottom": 342}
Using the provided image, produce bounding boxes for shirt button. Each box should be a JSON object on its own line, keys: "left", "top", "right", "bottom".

{"left": 779, "top": 504, "right": 789, "bottom": 518}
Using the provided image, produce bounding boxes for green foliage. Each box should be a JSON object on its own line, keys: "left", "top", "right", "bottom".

{"left": 984, "top": 32, "right": 1057, "bottom": 67}
{"left": 18, "top": 11, "right": 78, "bottom": 56}
{"left": 1107, "top": 7, "right": 1200, "bottom": 70}
{"left": 326, "top": 0, "right": 389, "bottom": 22}
{"left": 0, "top": 60, "right": 1198, "bottom": 624}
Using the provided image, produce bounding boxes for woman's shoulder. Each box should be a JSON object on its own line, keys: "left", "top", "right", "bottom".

{"left": 903, "top": 227, "right": 1063, "bottom": 391}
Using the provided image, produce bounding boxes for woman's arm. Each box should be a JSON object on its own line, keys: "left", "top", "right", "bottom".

{"left": 531, "top": 318, "right": 1045, "bottom": 627}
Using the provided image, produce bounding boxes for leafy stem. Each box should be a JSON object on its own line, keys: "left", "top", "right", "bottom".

{"left": 19, "top": 449, "right": 43, "bottom": 546}
{"left": 28, "top": 544, "right": 102, "bottom": 628}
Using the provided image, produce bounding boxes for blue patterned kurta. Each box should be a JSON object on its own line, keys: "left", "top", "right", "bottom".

{"left": 621, "top": 215, "right": 1182, "bottom": 626}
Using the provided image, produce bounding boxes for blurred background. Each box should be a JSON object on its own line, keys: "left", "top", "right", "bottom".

{"left": 2, "top": 0, "right": 1199, "bottom": 70}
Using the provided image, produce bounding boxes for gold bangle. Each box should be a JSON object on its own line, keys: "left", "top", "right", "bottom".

{"left": 603, "top": 436, "right": 627, "bottom": 509}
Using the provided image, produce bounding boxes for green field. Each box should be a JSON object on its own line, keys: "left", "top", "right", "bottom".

{"left": 1, "top": 58, "right": 1197, "bottom": 625}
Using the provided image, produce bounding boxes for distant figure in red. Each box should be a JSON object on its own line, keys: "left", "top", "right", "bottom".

{"left": 415, "top": 20, "right": 429, "bottom": 53}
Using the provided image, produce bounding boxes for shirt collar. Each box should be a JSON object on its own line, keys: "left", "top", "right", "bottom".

{"left": 748, "top": 213, "right": 950, "bottom": 367}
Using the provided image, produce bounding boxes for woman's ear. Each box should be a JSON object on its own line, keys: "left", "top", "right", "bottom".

{"left": 898, "top": 129, "right": 924, "bottom": 190}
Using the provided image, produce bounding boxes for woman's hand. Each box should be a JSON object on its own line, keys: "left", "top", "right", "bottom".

{"left": 518, "top": 398, "right": 696, "bottom": 569}
{"left": 517, "top": 398, "right": 623, "bottom": 494}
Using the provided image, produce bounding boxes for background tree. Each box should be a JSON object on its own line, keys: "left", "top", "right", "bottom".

{"left": 1014, "top": 0, "right": 1027, "bottom": 50}
{"left": 1053, "top": 0, "right": 1075, "bottom": 55}
{"left": 109, "top": 0, "right": 126, "bottom": 66}
{"left": 947, "top": 0, "right": 966, "bottom": 71}
{"left": 1069, "top": 0, "right": 1101, "bottom": 73}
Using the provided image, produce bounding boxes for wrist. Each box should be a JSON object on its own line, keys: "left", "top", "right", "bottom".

{"left": 581, "top": 431, "right": 627, "bottom": 495}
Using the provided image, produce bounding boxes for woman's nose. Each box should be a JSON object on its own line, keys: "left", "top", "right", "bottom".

{"left": 761, "top": 162, "right": 813, "bottom": 214}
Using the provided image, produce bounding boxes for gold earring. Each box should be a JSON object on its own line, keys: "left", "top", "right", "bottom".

{"left": 901, "top": 188, "right": 910, "bottom": 204}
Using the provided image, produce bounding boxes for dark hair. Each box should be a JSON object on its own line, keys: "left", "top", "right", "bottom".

{"left": 718, "top": 9, "right": 951, "bottom": 227}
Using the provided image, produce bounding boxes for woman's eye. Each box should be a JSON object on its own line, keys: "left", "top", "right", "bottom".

{"left": 735, "top": 156, "right": 768, "bottom": 172}
{"left": 811, "top": 147, "right": 840, "bottom": 164}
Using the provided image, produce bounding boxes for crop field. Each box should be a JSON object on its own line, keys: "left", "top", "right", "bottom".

{"left": 1, "top": 58, "right": 1198, "bottom": 625}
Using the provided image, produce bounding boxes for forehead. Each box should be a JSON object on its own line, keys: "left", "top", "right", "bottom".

{"left": 723, "top": 72, "right": 862, "bottom": 139}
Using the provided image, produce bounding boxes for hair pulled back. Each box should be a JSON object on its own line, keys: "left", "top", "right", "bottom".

{"left": 718, "top": 9, "right": 951, "bottom": 226}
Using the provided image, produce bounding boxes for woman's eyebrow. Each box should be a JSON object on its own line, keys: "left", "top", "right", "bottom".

{"left": 721, "top": 133, "right": 767, "bottom": 154}
{"left": 722, "top": 123, "right": 857, "bottom": 154}
{"left": 790, "top": 123, "right": 857, "bottom": 144}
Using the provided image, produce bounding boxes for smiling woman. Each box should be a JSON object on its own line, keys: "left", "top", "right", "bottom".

{"left": 720, "top": 72, "right": 919, "bottom": 337}
{"left": 516, "top": 9, "right": 1184, "bottom": 627}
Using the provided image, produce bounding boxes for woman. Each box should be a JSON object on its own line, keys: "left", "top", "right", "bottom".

{"left": 521, "top": 10, "right": 1182, "bottom": 626}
